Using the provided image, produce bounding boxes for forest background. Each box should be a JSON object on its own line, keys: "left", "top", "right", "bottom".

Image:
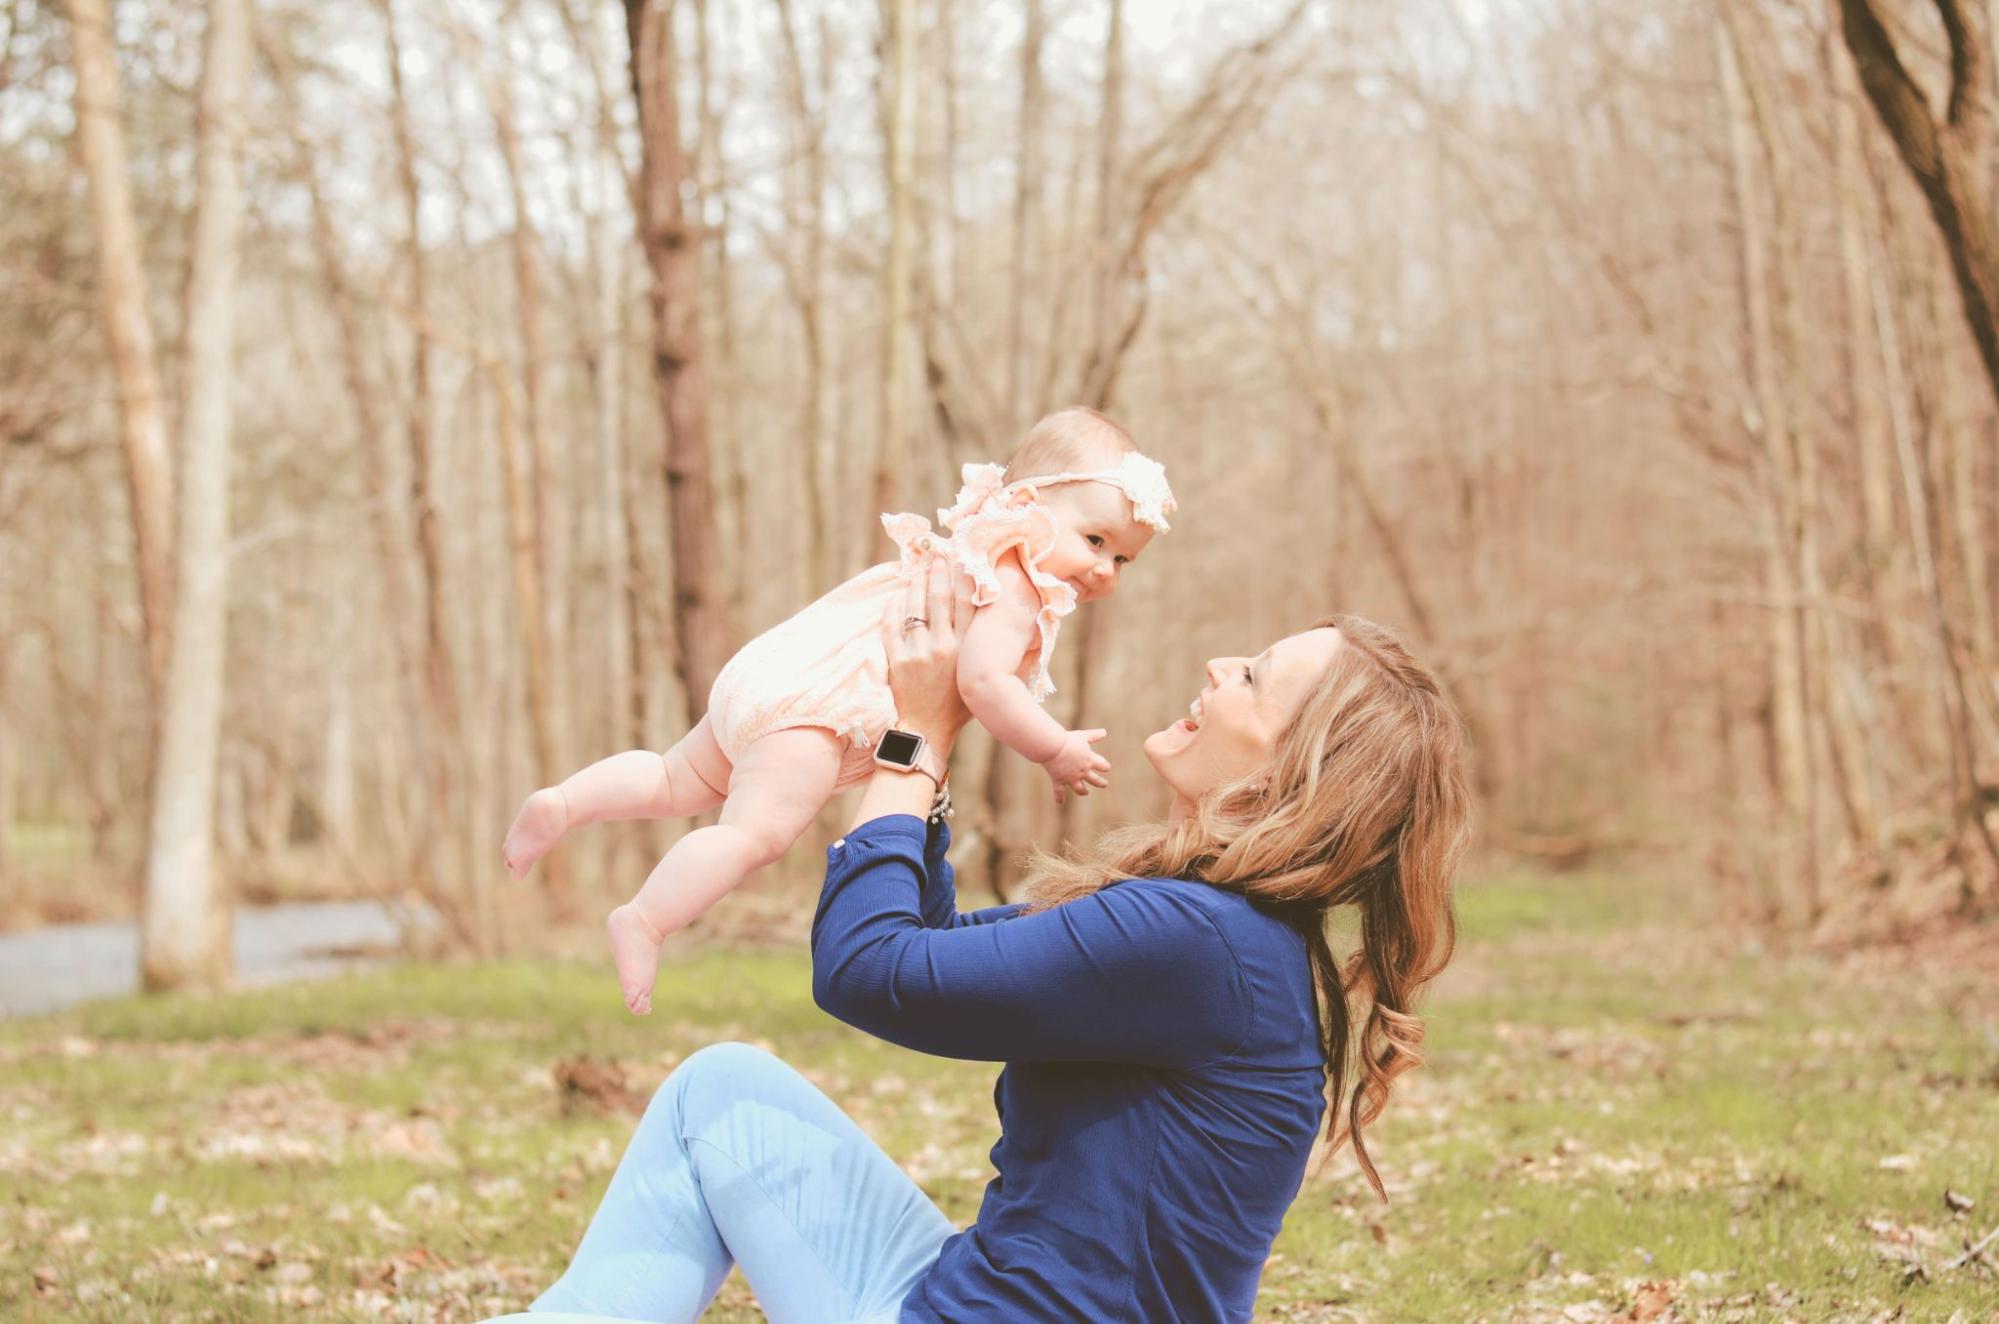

{"left": 6, "top": 0, "right": 1999, "bottom": 1319}
{"left": 2, "top": 0, "right": 1998, "bottom": 983}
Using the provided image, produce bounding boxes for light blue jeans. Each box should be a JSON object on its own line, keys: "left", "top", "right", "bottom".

{"left": 483, "top": 1041, "right": 954, "bottom": 1324}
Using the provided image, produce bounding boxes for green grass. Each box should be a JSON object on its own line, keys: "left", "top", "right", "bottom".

{"left": 3, "top": 870, "right": 1995, "bottom": 1322}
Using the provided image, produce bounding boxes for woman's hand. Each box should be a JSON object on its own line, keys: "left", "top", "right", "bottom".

{"left": 882, "top": 554, "right": 976, "bottom": 763}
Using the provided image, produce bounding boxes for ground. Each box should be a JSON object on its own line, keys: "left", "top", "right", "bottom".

{"left": 2, "top": 867, "right": 1996, "bottom": 1322}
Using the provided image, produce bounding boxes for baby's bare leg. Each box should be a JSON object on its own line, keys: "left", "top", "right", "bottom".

{"left": 607, "top": 727, "right": 844, "bottom": 1014}
{"left": 503, "top": 718, "right": 733, "bottom": 881}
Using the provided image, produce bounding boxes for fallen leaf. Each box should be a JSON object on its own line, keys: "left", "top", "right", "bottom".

{"left": 1628, "top": 1280, "right": 1676, "bottom": 1322}
{"left": 1943, "top": 1188, "right": 1975, "bottom": 1214}
{"left": 553, "top": 1056, "right": 644, "bottom": 1116}
{"left": 1879, "top": 1154, "right": 1917, "bottom": 1171}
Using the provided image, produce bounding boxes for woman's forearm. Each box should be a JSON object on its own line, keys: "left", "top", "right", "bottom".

{"left": 848, "top": 766, "right": 940, "bottom": 833}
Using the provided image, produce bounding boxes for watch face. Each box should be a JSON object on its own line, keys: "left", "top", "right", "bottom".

{"left": 876, "top": 730, "right": 923, "bottom": 766}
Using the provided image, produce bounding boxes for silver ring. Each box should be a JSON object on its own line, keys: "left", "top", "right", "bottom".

{"left": 901, "top": 616, "right": 930, "bottom": 634}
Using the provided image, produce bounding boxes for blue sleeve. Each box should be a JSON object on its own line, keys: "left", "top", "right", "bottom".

{"left": 920, "top": 816, "right": 1023, "bottom": 930}
{"left": 811, "top": 816, "right": 1251, "bottom": 1067}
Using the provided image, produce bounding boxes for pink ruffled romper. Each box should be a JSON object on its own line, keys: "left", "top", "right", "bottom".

{"left": 705, "top": 465, "right": 1081, "bottom": 789}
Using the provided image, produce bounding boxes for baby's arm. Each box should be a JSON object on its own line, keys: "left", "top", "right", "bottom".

{"left": 955, "top": 563, "right": 1109, "bottom": 798}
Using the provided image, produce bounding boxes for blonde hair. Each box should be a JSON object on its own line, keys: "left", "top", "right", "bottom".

{"left": 1003, "top": 407, "right": 1136, "bottom": 482}
{"left": 1019, "top": 614, "right": 1471, "bottom": 1201}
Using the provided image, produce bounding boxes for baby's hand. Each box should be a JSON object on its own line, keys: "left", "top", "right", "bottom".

{"left": 1040, "top": 728, "right": 1110, "bottom": 804}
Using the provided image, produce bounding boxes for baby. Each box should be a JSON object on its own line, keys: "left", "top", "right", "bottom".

{"left": 501, "top": 407, "right": 1175, "bottom": 1013}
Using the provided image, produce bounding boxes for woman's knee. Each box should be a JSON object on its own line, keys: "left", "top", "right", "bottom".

{"left": 656, "top": 1041, "right": 799, "bottom": 1131}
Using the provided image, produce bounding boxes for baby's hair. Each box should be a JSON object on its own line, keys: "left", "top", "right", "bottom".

{"left": 1003, "top": 407, "right": 1137, "bottom": 482}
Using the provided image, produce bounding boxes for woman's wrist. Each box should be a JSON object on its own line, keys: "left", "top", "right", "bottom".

{"left": 901, "top": 722, "right": 960, "bottom": 769}
{"left": 851, "top": 762, "right": 945, "bottom": 832}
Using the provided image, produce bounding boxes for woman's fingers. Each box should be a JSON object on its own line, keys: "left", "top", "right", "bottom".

{"left": 879, "top": 596, "right": 900, "bottom": 659}
{"left": 903, "top": 560, "right": 929, "bottom": 636}
{"left": 927, "top": 556, "right": 955, "bottom": 647}
{"left": 951, "top": 560, "right": 976, "bottom": 635}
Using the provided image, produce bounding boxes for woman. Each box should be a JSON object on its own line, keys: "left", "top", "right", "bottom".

{"left": 495, "top": 559, "right": 1470, "bottom": 1323}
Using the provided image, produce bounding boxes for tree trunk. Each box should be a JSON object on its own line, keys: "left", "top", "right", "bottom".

{"left": 1865, "top": 140, "right": 1999, "bottom": 897}
{"left": 689, "top": 0, "right": 746, "bottom": 621}
{"left": 1057, "top": 0, "right": 1126, "bottom": 845}
{"left": 68, "top": 0, "right": 175, "bottom": 698}
{"left": 320, "top": 664, "right": 357, "bottom": 851}
{"left": 483, "top": 12, "right": 570, "bottom": 795}
{"left": 626, "top": 0, "right": 730, "bottom": 725}
{"left": 775, "top": 0, "right": 831, "bottom": 593}
{"left": 1007, "top": 0, "right": 1045, "bottom": 421}
{"left": 875, "top": 0, "right": 917, "bottom": 524}
{"left": 267, "top": 31, "right": 435, "bottom": 875}
{"left": 141, "top": 0, "right": 249, "bottom": 991}
{"left": 0, "top": 645, "right": 13, "bottom": 879}
{"left": 1717, "top": 10, "right": 1820, "bottom": 918}
{"left": 1830, "top": 35, "right": 1909, "bottom": 736}
{"left": 380, "top": 0, "right": 465, "bottom": 893}
{"left": 1840, "top": 0, "right": 1999, "bottom": 404}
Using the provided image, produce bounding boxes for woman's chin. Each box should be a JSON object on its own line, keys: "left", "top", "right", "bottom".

{"left": 1143, "top": 719, "right": 1199, "bottom": 766}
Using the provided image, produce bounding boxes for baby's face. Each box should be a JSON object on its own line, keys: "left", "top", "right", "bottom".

{"left": 1030, "top": 479, "right": 1155, "bottom": 604}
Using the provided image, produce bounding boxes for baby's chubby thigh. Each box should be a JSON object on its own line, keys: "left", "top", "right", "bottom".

{"left": 717, "top": 726, "right": 848, "bottom": 864}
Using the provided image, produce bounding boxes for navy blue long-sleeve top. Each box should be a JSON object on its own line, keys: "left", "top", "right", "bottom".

{"left": 810, "top": 814, "right": 1326, "bottom": 1323}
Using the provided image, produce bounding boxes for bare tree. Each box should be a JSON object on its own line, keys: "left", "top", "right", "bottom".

{"left": 264, "top": 30, "right": 429, "bottom": 883}
{"left": 140, "top": 0, "right": 250, "bottom": 990}
{"left": 478, "top": 5, "right": 570, "bottom": 788}
{"left": 627, "top": 0, "right": 729, "bottom": 724}
{"left": 1839, "top": 0, "right": 1999, "bottom": 399}
{"left": 379, "top": 0, "right": 465, "bottom": 884}
{"left": 774, "top": 0, "right": 832, "bottom": 591}
{"left": 1007, "top": 0, "right": 1046, "bottom": 420}
{"left": 875, "top": 0, "right": 917, "bottom": 526}
{"left": 67, "top": 0, "right": 174, "bottom": 696}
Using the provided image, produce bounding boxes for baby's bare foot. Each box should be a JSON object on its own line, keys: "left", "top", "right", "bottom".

{"left": 502, "top": 787, "right": 569, "bottom": 880}
{"left": 606, "top": 904, "right": 666, "bottom": 1016}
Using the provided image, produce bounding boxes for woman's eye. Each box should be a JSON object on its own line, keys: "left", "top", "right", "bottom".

{"left": 1242, "top": 666, "right": 1254, "bottom": 685}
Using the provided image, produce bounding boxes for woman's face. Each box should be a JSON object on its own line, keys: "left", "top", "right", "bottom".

{"left": 1144, "top": 627, "right": 1343, "bottom": 812}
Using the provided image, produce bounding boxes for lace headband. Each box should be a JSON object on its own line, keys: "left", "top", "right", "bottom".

{"left": 939, "top": 453, "right": 1178, "bottom": 534}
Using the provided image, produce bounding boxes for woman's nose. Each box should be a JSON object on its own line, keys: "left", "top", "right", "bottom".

{"left": 1205, "top": 657, "right": 1232, "bottom": 687}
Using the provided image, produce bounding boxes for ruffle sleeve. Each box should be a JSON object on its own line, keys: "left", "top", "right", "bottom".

{"left": 880, "top": 472, "right": 1080, "bottom": 703}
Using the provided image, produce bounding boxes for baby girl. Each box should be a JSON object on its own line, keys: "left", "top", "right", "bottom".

{"left": 501, "top": 407, "right": 1175, "bottom": 1013}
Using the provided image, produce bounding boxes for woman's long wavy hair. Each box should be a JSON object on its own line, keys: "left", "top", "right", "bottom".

{"left": 1018, "top": 615, "right": 1471, "bottom": 1200}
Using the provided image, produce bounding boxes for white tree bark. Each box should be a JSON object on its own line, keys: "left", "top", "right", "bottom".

{"left": 140, "top": 0, "right": 250, "bottom": 991}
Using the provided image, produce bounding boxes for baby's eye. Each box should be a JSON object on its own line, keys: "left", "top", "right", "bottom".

{"left": 1114, "top": 555, "right": 1129, "bottom": 566}
{"left": 1086, "top": 535, "right": 1104, "bottom": 548}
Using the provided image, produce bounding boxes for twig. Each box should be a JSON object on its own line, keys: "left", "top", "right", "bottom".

{"left": 1945, "top": 1222, "right": 1999, "bottom": 1270}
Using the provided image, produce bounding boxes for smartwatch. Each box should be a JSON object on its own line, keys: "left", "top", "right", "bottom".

{"left": 874, "top": 728, "right": 947, "bottom": 786}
